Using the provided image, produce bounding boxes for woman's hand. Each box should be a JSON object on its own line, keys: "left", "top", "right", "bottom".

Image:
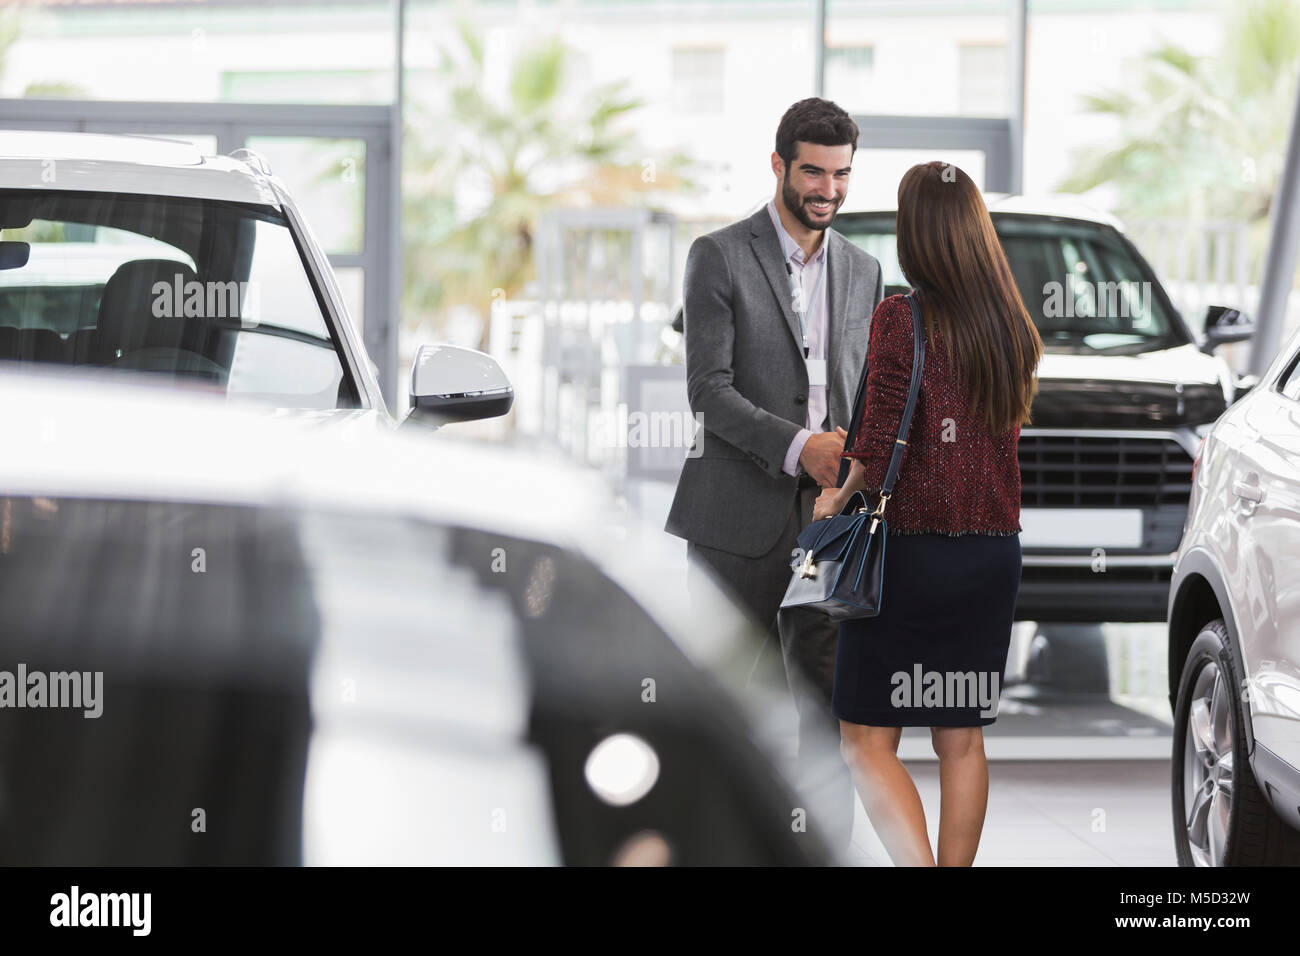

{"left": 813, "top": 487, "right": 847, "bottom": 521}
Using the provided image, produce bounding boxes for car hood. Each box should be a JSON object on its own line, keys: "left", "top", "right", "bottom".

{"left": 1030, "top": 343, "right": 1232, "bottom": 429}
{"left": 257, "top": 405, "right": 395, "bottom": 437}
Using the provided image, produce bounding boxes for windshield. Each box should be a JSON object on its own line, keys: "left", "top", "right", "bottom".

{"left": 837, "top": 212, "right": 1187, "bottom": 355}
{"left": 0, "top": 189, "right": 359, "bottom": 408}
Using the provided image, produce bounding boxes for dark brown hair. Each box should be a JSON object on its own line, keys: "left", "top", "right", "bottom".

{"left": 896, "top": 161, "right": 1042, "bottom": 435}
{"left": 775, "top": 98, "right": 860, "bottom": 165}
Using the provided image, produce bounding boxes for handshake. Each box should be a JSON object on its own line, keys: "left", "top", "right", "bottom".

{"left": 799, "top": 425, "right": 849, "bottom": 488}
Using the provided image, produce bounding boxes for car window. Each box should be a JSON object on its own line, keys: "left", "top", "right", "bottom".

{"left": 0, "top": 189, "right": 359, "bottom": 409}
{"left": 845, "top": 228, "right": 909, "bottom": 293}
{"left": 1279, "top": 349, "right": 1300, "bottom": 402}
{"left": 0, "top": 491, "right": 813, "bottom": 865}
{"left": 0, "top": 494, "right": 556, "bottom": 865}
{"left": 837, "top": 213, "right": 1184, "bottom": 354}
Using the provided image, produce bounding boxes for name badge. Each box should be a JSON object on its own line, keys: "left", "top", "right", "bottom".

{"left": 806, "top": 358, "right": 828, "bottom": 388}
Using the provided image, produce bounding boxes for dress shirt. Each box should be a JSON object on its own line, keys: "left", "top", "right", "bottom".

{"left": 766, "top": 199, "right": 831, "bottom": 477}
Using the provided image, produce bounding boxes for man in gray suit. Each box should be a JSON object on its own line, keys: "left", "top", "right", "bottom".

{"left": 666, "top": 98, "right": 883, "bottom": 853}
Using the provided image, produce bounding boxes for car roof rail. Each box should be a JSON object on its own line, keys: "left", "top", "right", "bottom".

{"left": 228, "top": 147, "right": 273, "bottom": 177}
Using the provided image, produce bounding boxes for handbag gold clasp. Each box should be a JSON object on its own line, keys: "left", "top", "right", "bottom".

{"left": 869, "top": 492, "right": 890, "bottom": 535}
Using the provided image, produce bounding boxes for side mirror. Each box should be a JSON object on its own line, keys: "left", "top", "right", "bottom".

{"left": 1232, "top": 372, "right": 1259, "bottom": 403}
{"left": 1202, "top": 305, "right": 1253, "bottom": 351}
{"left": 407, "top": 344, "right": 513, "bottom": 424}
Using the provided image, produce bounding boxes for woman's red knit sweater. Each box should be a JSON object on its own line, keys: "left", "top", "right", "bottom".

{"left": 842, "top": 293, "right": 1022, "bottom": 536}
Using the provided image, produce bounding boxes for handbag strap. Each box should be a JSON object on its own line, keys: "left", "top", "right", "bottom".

{"left": 838, "top": 293, "right": 926, "bottom": 488}
{"left": 837, "top": 346, "right": 873, "bottom": 487}
{"left": 865, "top": 292, "right": 926, "bottom": 526}
{"left": 880, "top": 293, "right": 927, "bottom": 496}
{"left": 808, "top": 293, "right": 926, "bottom": 549}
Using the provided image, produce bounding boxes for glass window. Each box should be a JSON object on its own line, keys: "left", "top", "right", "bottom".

{"left": 0, "top": 189, "right": 358, "bottom": 408}
{"left": 958, "top": 42, "right": 1008, "bottom": 116}
{"left": 826, "top": 0, "right": 1011, "bottom": 117}
{"left": 824, "top": 45, "right": 875, "bottom": 113}
{"left": 1280, "top": 349, "right": 1300, "bottom": 403}
{"left": 671, "top": 47, "right": 725, "bottom": 114}
{"left": 4, "top": 5, "right": 398, "bottom": 106}
{"left": 243, "top": 137, "right": 366, "bottom": 257}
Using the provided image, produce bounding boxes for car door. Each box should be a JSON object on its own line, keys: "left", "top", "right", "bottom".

{"left": 1231, "top": 349, "right": 1300, "bottom": 770}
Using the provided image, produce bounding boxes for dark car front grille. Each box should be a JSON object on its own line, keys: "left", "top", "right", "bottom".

{"left": 1019, "top": 434, "right": 1194, "bottom": 509}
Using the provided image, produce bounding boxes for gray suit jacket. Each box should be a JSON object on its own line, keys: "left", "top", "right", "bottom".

{"left": 666, "top": 207, "right": 883, "bottom": 557}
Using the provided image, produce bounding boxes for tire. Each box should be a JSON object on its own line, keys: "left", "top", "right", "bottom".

{"left": 1171, "top": 619, "right": 1300, "bottom": 865}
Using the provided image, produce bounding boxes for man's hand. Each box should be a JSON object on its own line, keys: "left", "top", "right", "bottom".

{"left": 799, "top": 426, "right": 848, "bottom": 488}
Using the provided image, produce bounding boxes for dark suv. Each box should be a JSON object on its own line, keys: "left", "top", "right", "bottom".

{"left": 835, "top": 196, "right": 1253, "bottom": 623}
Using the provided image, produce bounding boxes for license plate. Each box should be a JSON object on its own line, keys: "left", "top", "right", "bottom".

{"left": 1019, "top": 509, "right": 1143, "bottom": 548}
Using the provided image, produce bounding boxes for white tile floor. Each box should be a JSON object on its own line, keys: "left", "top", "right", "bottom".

{"left": 845, "top": 759, "right": 1177, "bottom": 866}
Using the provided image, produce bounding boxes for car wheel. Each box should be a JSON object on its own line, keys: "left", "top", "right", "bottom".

{"left": 1171, "top": 619, "right": 1300, "bottom": 866}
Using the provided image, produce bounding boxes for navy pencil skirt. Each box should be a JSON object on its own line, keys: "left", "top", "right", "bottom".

{"left": 831, "top": 531, "right": 1021, "bottom": 728}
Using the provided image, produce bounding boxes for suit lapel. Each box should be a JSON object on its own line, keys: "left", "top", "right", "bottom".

{"left": 826, "top": 228, "right": 854, "bottom": 423}
{"left": 749, "top": 209, "right": 805, "bottom": 353}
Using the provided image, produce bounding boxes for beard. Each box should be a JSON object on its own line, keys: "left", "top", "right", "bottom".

{"left": 782, "top": 171, "right": 840, "bottom": 231}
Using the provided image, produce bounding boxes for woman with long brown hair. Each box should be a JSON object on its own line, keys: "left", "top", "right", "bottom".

{"left": 812, "top": 161, "right": 1043, "bottom": 865}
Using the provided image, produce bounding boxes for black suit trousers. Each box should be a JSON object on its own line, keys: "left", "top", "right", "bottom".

{"left": 686, "top": 484, "right": 856, "bottom": 855}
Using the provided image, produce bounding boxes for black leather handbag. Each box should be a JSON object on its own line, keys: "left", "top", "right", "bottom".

{"left": 780, "top": 292, "right": 926, "bottom": 621}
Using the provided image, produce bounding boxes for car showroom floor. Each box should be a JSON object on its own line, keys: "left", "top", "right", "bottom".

{"left": 843, "top": 759, "right": 1175, "bottom": 866}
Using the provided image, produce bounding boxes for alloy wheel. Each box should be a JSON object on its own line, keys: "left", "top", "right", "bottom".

{"left": 1182, "top": 659, "right": 1234, "bottom": 866}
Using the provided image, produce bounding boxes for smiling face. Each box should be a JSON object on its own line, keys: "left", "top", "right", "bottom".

{"left": 774, "top": 141, "right": 854, "bottom": 231}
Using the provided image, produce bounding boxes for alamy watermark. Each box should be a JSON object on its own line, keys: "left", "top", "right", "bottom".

{"left": 1042, "top": 274, "right": 1151, "bottom": 320}
{"left": 0, "top": 664, "right": 103, "bottom": 718}
{"left": 891, "top": 664, "right": 1000, "bottom": 719}
{"left": 152, "top": 273, "right": 260, "bottom": 327}
{"left": 588, "top": 408, "right": 705, "bottom": 456}
{"left": 50, "top": 886, "right": 150, "bottom": 936}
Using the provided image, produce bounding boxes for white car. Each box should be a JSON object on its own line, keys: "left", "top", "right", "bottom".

{"left": 0, "top": 372, "right": 828, "bottom": 866}
{"left": 0, "top": 129, "right": 510, "bottom": 424}
{"left": 1168, "top": 324, "right": 1300, "bottom": 866}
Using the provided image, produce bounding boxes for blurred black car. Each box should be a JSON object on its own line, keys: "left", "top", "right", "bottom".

{"left": 0, "top": 371, "right": 830, "bottom": 866}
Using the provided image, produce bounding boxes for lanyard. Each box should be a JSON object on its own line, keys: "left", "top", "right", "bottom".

{"left": 784, "top": 254, "right": 825, "bottom": 358}
{"left": 769, "top": 203, "right": 827, "bottom": 358}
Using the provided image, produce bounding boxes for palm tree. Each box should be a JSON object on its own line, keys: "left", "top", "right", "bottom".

{"left": 402, "top": 18, "right": 697, "bottom": 349}
{"left": 1060, "top": 0, "right": 1300, "bottom": 233}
